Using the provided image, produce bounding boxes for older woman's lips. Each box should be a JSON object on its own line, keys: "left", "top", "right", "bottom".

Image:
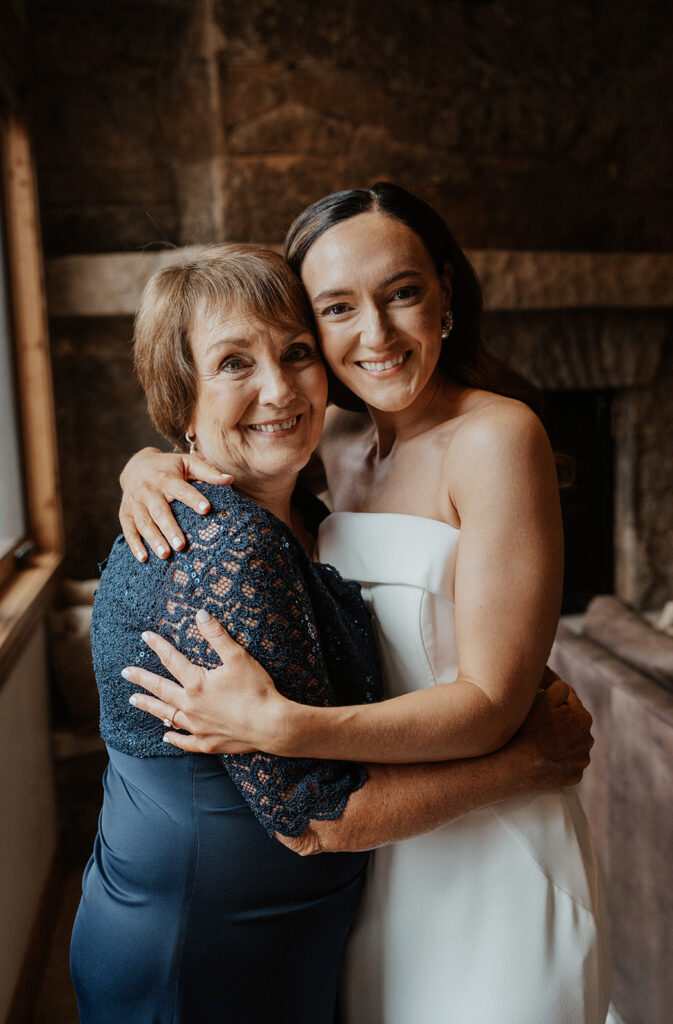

{"left": 248, "top": 416, "right": 300, "bottom": 434}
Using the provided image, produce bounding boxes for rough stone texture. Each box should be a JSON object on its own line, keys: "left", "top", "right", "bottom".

{"left": 28, "top": 0, "right": 673, "bottom": 252}
{"left": 485, "top": 310, "right": 669, "bottom": 390}
{"left": 612, "top": 338, "right": 673, "bottom": 610}
{"left": 29, "top": 0, "right": 226, "bottom": 252}
{"left": 50, "top": 317, "right": 164, "bottom": 579}
{"left": 26, "top": 0, "right": 673, "bottom": 605}
{"left": 45, "top": 251, "right": 673, "bottom": 318}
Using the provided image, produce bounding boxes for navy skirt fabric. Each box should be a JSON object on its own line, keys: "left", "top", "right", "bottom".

{"left": 70, "top": 748, "right": 368, "bottom": 1023}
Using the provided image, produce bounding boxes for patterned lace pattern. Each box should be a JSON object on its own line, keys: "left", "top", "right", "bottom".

{"left": 92, "top": 485, "right": 383, "bottom": 838}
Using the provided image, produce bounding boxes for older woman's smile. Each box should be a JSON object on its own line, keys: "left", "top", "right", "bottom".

{"left": 187, "top": 306, "right": 328, "bottom": 505}
{"left": 247, "top": 414, "right": 301, "bottom": 433}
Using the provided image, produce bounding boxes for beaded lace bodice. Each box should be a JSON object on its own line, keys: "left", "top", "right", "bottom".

{"left": 91, "top": 484, "right": 382, "bottom": 838}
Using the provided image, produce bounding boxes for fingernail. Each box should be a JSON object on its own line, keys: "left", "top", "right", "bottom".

{"left": 198, "top": 502, "right": 209, "bottom": 512}
{"left": 122, "top": 668, "right": 132, "bottom": 680}
{"left": 196, "top": 609, "right": 211, "bottom": 623}
{"left": 129, "top": 694, "right": 137, "bottom": 705}
{"left": 137, "top": 550, "right": 148, "bottom": 562}
{"left": 157, "top": 544, "right": 168, "bottom": 556}
{"left": 171, "top": 536, "right": 182, "bottom": 549}
{"left": 162, "top": 735, "right": 171, "bottom": 743}
{"left": 221, "top": 474, "right": 233, "bottom": 481}
{"left": 141, "top": 631, "right": 151, "bottom": 643}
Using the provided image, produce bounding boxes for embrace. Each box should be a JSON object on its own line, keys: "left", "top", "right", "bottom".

{"left": 71, "top": 183, "right": 609, "bottom": 1023}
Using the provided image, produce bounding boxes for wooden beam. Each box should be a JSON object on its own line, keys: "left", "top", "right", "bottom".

{"left": 1, "top": 110, "right": 63, "bottom": 555}
{"left": 0, "top": 552, "right": 62, "bottom": 685}
{"left": 44, "top": 248, "right": 673, "bottom": 318}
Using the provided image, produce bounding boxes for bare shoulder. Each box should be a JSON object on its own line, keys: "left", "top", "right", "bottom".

{"left": 445, "top": 393, "right": 558, "bottom": 514}
{"left": 450, "top": 393, "right": 550, "bottom": 464}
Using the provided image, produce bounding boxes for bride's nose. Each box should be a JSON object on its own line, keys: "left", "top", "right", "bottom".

{"left": 360, "top": 303, "right": 393, "bottom": 347}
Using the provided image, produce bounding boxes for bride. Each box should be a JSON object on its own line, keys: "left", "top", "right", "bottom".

{"left": 118, "top": 182, "right": 609, "bottom": 1023}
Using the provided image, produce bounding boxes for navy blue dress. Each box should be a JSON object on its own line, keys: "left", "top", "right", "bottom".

{"left": 70, "top": 485, "right": 382, "bottom": 1023}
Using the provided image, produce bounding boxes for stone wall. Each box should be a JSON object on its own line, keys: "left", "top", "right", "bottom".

{"left": 27, "top": 0, "right": 673, "bottom": 605}
{"left": 30, "top": 0, "right": 673, "bottom": 254}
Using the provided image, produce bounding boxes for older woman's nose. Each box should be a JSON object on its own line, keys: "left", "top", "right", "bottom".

{"left": 258, "top": 363, "right": 297, "bottom": 405}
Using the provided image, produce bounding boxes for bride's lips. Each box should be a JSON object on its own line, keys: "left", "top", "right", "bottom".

{"left": 355, "top": 351, "right": 411, "bottom": 377}
{"left": 246, "top": 414, "right": 302, "bottom": 436}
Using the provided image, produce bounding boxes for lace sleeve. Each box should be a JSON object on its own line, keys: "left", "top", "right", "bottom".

{"left": 156, "top": 493, "right": 369, "bottom": 838}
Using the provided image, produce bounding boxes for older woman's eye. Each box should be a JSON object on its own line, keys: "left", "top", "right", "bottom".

{"left": 219, "top": 356, "right": 248, "bottom": 373}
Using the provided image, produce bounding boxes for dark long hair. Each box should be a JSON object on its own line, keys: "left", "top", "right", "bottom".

{"left": 284, "top": 181, "right": 542, "bottom": 416}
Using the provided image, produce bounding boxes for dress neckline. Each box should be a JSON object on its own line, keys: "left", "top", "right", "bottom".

{"left": 324, "top": 510, "right": 461, "bottom": 535}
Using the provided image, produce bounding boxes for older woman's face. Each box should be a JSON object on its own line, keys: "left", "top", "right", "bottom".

{"left": 300, "top": 211, "right": 451, "bottom": 413}
{"left": 187, "top": 304, "right": 327, "bottom": 486}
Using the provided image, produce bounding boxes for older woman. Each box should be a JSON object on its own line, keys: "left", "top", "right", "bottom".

{"left": 118, "top": 186, "right": 609, "bottom": 1023}
{"left": 72, "top": 244, "right": 592, "bottom": 1024}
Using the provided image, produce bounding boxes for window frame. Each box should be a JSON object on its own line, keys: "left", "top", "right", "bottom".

{"left": 0, "top": 55, "right": 64, "bottom": 681}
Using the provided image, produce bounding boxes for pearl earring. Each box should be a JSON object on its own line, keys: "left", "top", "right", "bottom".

{"left": 441, "top": 311, "right": 454, "bottom": 341}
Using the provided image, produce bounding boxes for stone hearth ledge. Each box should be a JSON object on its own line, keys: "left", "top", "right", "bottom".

{"left": 45, "top": 250, "right": 673, "bottom": 319}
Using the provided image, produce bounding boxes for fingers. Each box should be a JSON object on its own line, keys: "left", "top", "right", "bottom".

{"left": 122, "top": 664, "right": 185, "bottom": 704}
{"left": 128, "top": 690, "right": 179, "bottom": 723}
{"left": 144, "top": 497, "right": 187, "bottom": 553}
{"left": 545, "top": 678, "right": 571, "bottom": 707}
{"left": 119, "top": 510, "right": 149, "bottom": 563}
{"left": 184, "top": 454, "right": 234, "bottom": 487}
{"left": 195, "top": 610, "right": 239, "bottom": 662}
{"left": 140, "top": 631, "right": 206, "bottom": 689}
{"left": 125, "top": 502, "right": 174, "bottom": 559}
{"left": 540, "top": 665, "right": 560, "bottom": 690}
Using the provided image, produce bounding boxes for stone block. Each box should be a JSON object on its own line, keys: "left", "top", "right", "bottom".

{"left": 485, "top": 311, "right": 668, "bottom": 391}
{"left": 223, "top": 155, "right": 343, "bottom": 241}
{"left": 41, "top": 204, "right": 180, "bottom": 255}
{"left": 228, "top": 102, "right": 349, "bottom": 156}
{"left": 50, "top": 317, "right": 164, "bottom": 578}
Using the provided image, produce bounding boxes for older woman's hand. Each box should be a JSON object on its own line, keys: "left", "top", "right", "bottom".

{"left": 125, "top": 610, "right": 291, "bottom": 754}
{"left": 512, "top": 679, "right": 593, "bottom": 790}
{"left": 119, "top": 447, "right": 233, "bottom": 562}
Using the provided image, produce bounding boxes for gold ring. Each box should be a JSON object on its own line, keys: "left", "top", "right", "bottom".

{"left": 169, "top": 708, "right": 179, "bottom": 730}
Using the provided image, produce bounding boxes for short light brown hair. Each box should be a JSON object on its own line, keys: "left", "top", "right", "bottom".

{"left": 133, "top": 244, "right": 315, "bottom": 448}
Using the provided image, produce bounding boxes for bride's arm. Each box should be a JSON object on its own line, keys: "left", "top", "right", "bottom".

{"left": 118, "top": 447, "right": 232, "bottom": 560}
{"left": 130, "top": 403, "right": 564, "bottom": 764}
{"left": 124, "top": 628, "right": 592, "bottom": 853}
{"left": 284, "top": 401, "right": 563, "bottom": 762}
{"left": 118, "top": 447, "right": 328, "bottom": 559}
{"left": 280, "top": 680, "right": 591, "bottom": 853}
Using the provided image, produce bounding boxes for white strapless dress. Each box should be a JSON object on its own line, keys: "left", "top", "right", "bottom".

{"left": 318, "top": 512, "right": 610, "bottom": 1024}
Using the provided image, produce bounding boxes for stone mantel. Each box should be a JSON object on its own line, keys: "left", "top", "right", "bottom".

{"left": 45, "top": 249, "right": 673, "bottom": 319}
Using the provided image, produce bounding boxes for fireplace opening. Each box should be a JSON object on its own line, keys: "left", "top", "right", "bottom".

{"left": 543, "top": 390, "right": 615, "bottom": 614}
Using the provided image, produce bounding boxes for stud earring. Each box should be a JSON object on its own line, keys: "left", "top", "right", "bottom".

{"left": 441, "top": 311, "right": 454, "bottom": 341}
{"left": 185, "top": 433, "right": 197, "bottom": 455}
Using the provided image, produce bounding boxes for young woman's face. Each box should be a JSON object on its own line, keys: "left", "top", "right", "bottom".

{"left": 187, "top": 304, "right": 327, "bottom": 487}
{"left": 300, "top": 211, "right": 451, "bottom": 412}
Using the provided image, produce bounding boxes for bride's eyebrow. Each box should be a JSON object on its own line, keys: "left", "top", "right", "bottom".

{"left": 312, "top": 269, "right": 423, "bottom": 304}
{"left": 379, "top": 269, "right": 423, "bottom": 288}
{"left": 312, "top": 287, "right": 355, "bottom": 303}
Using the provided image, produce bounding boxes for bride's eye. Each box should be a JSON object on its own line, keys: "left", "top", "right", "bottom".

{"left": 392, "top": 286, "right": 420, "bottom": 301}
{"left": 320, "top": 303, "right": 350, "bottom": 318}
{"left": 285, "top": 344, "right": 315, "bottom": 362}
